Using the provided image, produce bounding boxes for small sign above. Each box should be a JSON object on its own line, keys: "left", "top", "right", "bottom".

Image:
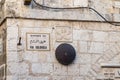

{"left": 26, "top": 33, "right": 50, "bottom": 51}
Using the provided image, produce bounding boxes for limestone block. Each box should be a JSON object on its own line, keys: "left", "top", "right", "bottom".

{"left": 97, "top": 58, "right": 105, "bottom": 64}
{"left": 103, "top": 51, "right": 116, "bottom": 61}
{"left": 66, "top": 76, "right": 73, "bottom": 80}
{"left": 79, "top": 54, "right": 91, "bottom": 64}
{"left": 72, "top": 22, "right": 80, "bottom": 30}
{"left": 41, "top": 63, "right": 53, "bottom": 74}
{"left": 53, "top": 63, "right": 67, "bottom": 75}
{"left": 56, "top": 26, "right": 72, "bottom": 42}
{"left": 21, "top": 27, "right": 52, "bottom": 34}
{"left": 31, "top": 63, "right": 53, "bottom": 74}
{"left": 6, "top": 75, "right": 18, "bottom": 80}
{"left": 107, "top": 7, "right": 114, "bottom": 14}
{"left": 108, "top": 54, "right": 120, "bottom": 64}
{"left": 7, "top": 27, "right": 18, "bottom": 51}
{"left": 86, "top": 75, "right": 96, "bottom": 80}
{"left": 43, "top": 0, "right": 54, "bottom": 6}
{"left": 27, "top": 76, "right": 50, "bottom": 80}
{"left": 62, "top": 0, "right": 73, "bottom": 7}
{"left": 109, "top": 32, "right": 120, "bottom": 42}
{"left": 62, "top": 11, "right": 78, "bottom": 20}
{"left": 79, "top": 41, "right": 88, "bottom": 53}
{"left": 53, "top": 63, "right": 62, "bottom": 75}
{"left": 68, "top": 64, "right": 80, "bottom": 75}
{"left": 50, "top": 0, "right": 61, "bottom": 7}
{"left": 101, "top": 55, "right": 110, "bottom": 62}
{"left": 113, "top": 13, "right": 120, "bottom": 21}
{"left": 73, "top": 30, "right": 92, "bottom": 41}
{"left": 79, "top": 30, "right": 91, "bottom": 41}
{"left": 114, "top": 1, "right": 120, "bottom": 8}
{"left": 7, "top": 52, "right": 18, "bottom": 62}
{"left": 67, "top": 76, "right": 84, "bottom": 80}
{"left": 73, "top": 76, "right": 84, "bottom": 80}
{"left": 7, "top": 62, "right": 29, "bottom": 75}
{"left": 74, "top": 54, "right": 81, "bottom": 64}
{"left": 73, "top": 0, "right": 88, "bottom": 7}
{"left": 93, "top": 31, "right": 108, "bottom": 42}
{"left": 7, "top": 39, "right": 18, "bottom": 50}
{"left": 50, "top": 52, "right": 58, "bottom": 63}
{"left": 54, "top": 21, "right": 72, "bottom": 27}
{"left": 91, "top": 54, "right": 101, "bottom": 64}
{"left": 80, "top": 64, "right": 91, "bottom": 76}
{"left": 31, "top": 63, "right": 42, "bottom": 74}
{"left": 38, "top": 52, "right": 51, "bottom": 62}
{"left": 22, "top": 20, "right": 35, "bottom": 27}
{"left": 7, "top": 27, "right": 18, "bottom": 37}
{"left": 88, "top": 42, "right": 104, "bottom": 53}
{"left": 16, "top": 62, "right": 29, "bottom": 75}
{"left": 24, "top": 52, "right": 39, "bottom": 62}
{"left": 4, "top": 1, "right": 21, "bottom": 17}
{"left": 52, "top": 76, "right": 67, "bottom": 80}
{"left": 92, "top": 63, "right": 101, "bottom": 73}
{"left": 73, "top": 30, "right": 80, "bottom": 40}
{"left": 89, "top": 69, "right": 98, "bottom": 77}
{"left": 7, "top": 19, "right": 20, "bottom": 27}
{"left": 110, "top": 43, "right": 120, "bottom": 54}
{"left": 103, "top": 43, "right": 110, "bottom": 52}
{"left": 35, "top": 21, "right": 55, "bottom": 29}
{"left": 22, "top": 9, "right": 63, "bottom": 20}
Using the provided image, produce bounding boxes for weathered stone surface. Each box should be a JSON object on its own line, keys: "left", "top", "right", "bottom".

{"left": 31, "top": 63, "right": 53, "bottom": 74}
{"left": 79, "top": 41, "right": 88, "bottom": 53}
{"left": 56, "top": 26, "right": 72, "bottom": 42}
{"left": 88, "top": 42, "right": 104, "bottom": 53}
{"left": 80, "top": 64, "right": 91, "bottom": 76}
{"left": 1, "top": 0, "right": 120, "bottom": 79}
{"left": 109, "top": 32, "right": 120, "bottom": 42}
{"left": 73, "top": 0, "right": 88, "bottom": 7}
{"left": 92, "top": 31, "right": 108, "bottom": 42}
{"left": 4, "top": 19, "right": 120, "bottom": 80}
{"left": 73, "top": 30, "right": 91, "bottom": 41}
{"left": 5, "top": 19, "right": 120, "bottom": 80}
{"left": 68, "top": 64, "right": 79, "bottom": 76}
{"left": 24, "top": 52, "right": 39, "bottom": 62}
{"left": 53, "top": 63, "right": 67, "bottom": 75}
{"left": 79, "top": 54, "right": 91, "bottom": 64}
{"left": 7, "top": 62, "right": 29, "bottom": 75}
{"left": 52, "top": 76, "right": 67, "bottom": 80}
{"left": 27, "top": 76, "right": 51, "bottom": 80}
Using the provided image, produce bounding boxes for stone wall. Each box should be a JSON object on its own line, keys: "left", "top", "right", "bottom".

{"left": 0, "top": 0, "right": 120, "bottom": 22}
{"left": 0, "top": 0, "right": 119, "bottom": 80}
{"left": 5, "top": 18, "right": 120, "bottom": 80}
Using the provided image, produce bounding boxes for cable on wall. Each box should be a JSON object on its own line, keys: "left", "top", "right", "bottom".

{"left": 32, "top": 0, "right": 88, "bottom": 10}
{"left": 32, "top": 0, "right": 120, "bottom": 26}
{"left": 89, "top": 8, "right": 120, "bottom": 26}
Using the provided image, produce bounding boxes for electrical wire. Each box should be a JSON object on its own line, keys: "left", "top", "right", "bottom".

{"left": 32, "top": 0, "right": 88, "bottom": 10}
{"left": 89, "top": 7, "right": 120, "bottom": 26}
{"left": 32, "top": 0, "right": 120, "bottom": 26}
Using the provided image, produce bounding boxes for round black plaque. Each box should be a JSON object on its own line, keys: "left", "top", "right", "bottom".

{"left": 55, "top": 43, "right": 76, "bottom": 65}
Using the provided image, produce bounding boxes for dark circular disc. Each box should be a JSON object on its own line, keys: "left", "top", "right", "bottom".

{"left": 55, "top": 43, "right": 76, "bottom": 65}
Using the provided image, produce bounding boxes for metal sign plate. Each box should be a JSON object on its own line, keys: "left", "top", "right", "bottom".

{"left": 26, "top": 33, "right": 50, "bottom": 51}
